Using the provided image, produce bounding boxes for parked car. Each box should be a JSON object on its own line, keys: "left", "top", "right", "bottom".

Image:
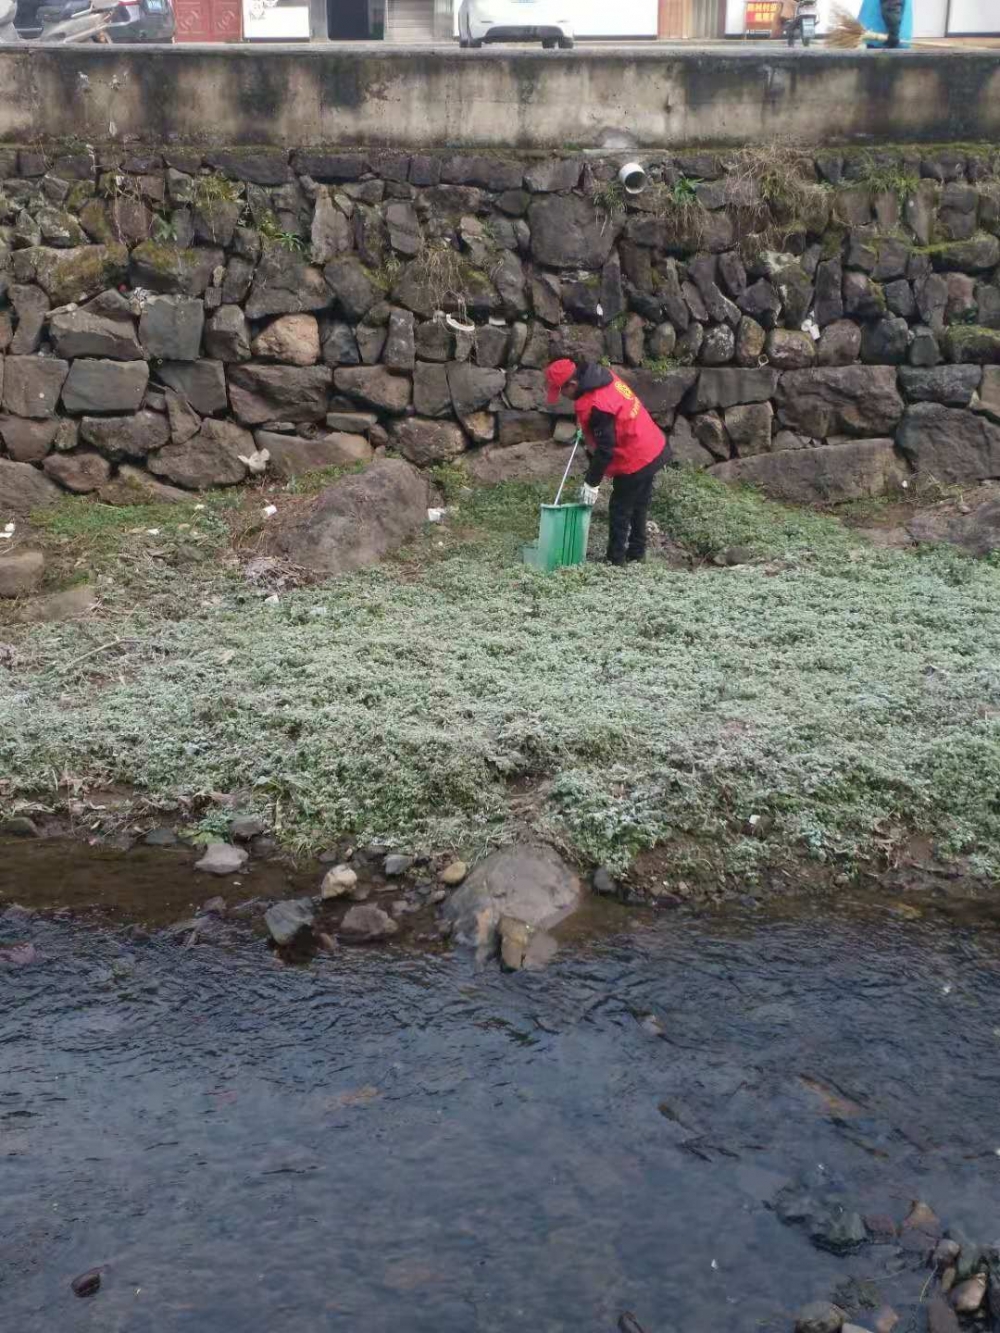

{"left": 457, "top": 0, "right": 573, "bottom": 48}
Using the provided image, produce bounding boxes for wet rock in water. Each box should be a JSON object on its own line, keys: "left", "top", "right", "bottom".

{"left": 773, "top": 1183, "right": 868, "bottom": 1255}
{"left": 618, "top": 1316, "right": 648, "bottom": 1333}
{"left": 443, "top": 843, "right": 582, "bottom": 955}
{"left": 0, "top": 816, "right": 39, "bottom": 837}
{"left": 941, "top": 1267, "right": 957, "bottom": 1294}
{"left": 201, "top": 896, "right": 226, "bottom": 917}
{"left": 71, "top": 1269, "right": 101, "bottom": 1298}
{"left": 593, "top": 866, "right": 617, "bottom": 895}
{"left": 864, "top": 1215, "right": 898, "bottom": 1243}
{"left": 230, "top": 816, "right": 265, "bottom": 841}
{"left": 384, "top": 853, "right": 413, "bottom": 877}
{"left": 194, "top": 842, "right": 248, "bottom": 876}
{"left": 143, "top": 826, "right": 178, "bottom": 847}
{"left": 795, "top": 1301, "right": 846, "bottom": 1333}
{"left": 927, "top": 1296, "right": 961, "bottom": 1333}
{"left": 951, "top": 1276, "right": 987, "bottom": 1314}
{"left": 339, "top": 904, "right": 398, "bottom": 943}
{"left": 0, "top": 942, "right": 40, "bottom": 965}
{"left": 873, "top": 1307, "right": 899, "bottom": 1333}
{"left": 439, "top": 860, "right": 468, "bottom": 886}
{"left": 933, "top": 1239, "right": 962, "bottom": 1271}
{"left": 906, "top": 1205, "right": 944, "bottom": 1242}
{"left": 265, "top": 898, "right": 315, "bottom": 945}
{"left": 321, "top": 864, "right": 358, "bottom": 899}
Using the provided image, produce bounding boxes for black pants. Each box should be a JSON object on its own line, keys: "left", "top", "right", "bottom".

{"left": 606, "top": 446, "right": 669, "bottom": 566}
{"left": 881, "top": 0, "right": 902, "bottom": 43}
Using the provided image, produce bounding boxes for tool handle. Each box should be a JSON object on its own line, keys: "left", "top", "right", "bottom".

{"left": 553, "top": 429, "right": 583, "bottom": 507}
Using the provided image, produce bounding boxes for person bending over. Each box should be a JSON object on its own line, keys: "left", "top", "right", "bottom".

{"left": 545, "top": 358, "right": 671, "bottom": 566}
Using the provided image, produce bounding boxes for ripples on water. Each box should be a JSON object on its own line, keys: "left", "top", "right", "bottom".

{"left": 4, "top": 898, "right": 1000, "bottom": 1332}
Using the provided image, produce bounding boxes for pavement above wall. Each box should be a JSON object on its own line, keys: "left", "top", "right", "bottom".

{"left": 1, "top": 45, "right": 1000, "bottom": 150}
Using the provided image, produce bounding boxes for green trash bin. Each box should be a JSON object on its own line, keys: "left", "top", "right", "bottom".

{"left": 522, "top": 502, "right": 592, "bottom": 572}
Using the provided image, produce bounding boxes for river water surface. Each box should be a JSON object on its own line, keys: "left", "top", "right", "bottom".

{"left": 3, "top": 850, "right": 1000, "bottom": 1332}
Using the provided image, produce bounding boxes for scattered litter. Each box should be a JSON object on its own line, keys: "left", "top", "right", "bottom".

{"left": 146, "top": 528, "right": 160, "bottom": 536}
{"left": 711, "top": 1259, "right": 719, "bottom": 1270}
{"left": 427, "top": 507, "right": 445, "bottom": 523}
{"left": 1, "top": 522, "right": 15, "bottom": 539}
{"left": 309, "top": 606, "right": 327, "bottom": 617}
{"left": 240, "top": 449, "right": 270, "bottom": 476}
{"left": 194, "top": 503, "right": 206, "bottom": 511}
{"left": 262, "top": 504, "right": 278, "bottom": 518}
{"left": 901, "top": 480, "right": 909, "bottom": 489}
{"left": 263, "top": 593, "right": 280, "bottom": 607}
{"left": 941, "top": 983, "right": 952, "bottom": 995}
{"left": 801, "top": 315, "right": 821, "bottom": 340}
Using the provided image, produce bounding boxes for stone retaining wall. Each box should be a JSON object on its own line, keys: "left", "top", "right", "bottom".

{"left": 1, "top": 141, "right": 1000, "bottom": 516}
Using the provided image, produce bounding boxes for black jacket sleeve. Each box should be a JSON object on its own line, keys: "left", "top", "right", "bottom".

{"left": 585, "top": 409, "right": 616, "bottom": 486}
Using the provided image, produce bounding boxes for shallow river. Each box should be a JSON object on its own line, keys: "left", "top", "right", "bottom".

{"left": 4, "top": 848, "right": 1000, "bottom": 1333}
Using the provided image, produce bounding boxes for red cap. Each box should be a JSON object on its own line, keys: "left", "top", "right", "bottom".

{"left": 545, "top": 359, "right": 576, "bottom": 405}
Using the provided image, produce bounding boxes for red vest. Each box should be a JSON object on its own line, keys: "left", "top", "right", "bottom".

{"left": 575, "top": 376, "right": 666, "bottom": 477}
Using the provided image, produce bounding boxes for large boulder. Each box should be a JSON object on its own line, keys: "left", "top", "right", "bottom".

{"left": 2, "top": 357, "right": 70, "bottom": 418}
{"left": 687, "top": 367, "right": 778, "bottom": 413}
{"left": 442, "top": 844, "right": 582, "bottom": 954}
{"left": 80, "top": 411, "right": 172, "bottom": 460}
{"left": 155, "top": 361, "right": 228, "bottom": 416}
{"left": 277, "top": 458, "right": 429, "bottom": 576}
{"left": 896, "top": 403, "right": 1000, "bottom": 483}
{"left": 129, "top": 241, "right": 225, "bottom": 297}
{"left": 898, "top": 365, "right": 982, "bottom": 407}
{"left": 138, "top": 295, "right": 205, "bottom": 361}
{"left": 148, "top": 419, "right": 252, "bottom": 489}
{"left": 0, "top": 416, "right": 63, "bottom": 462}
{"left": 255, "top": 430, "right": 373, "bottom": 480}
{"left": 204, "top": 305, "right": 251, "bottom": 363}
{"left": 42, "top": 449, "right": 111, "bottom": 494}
{"left": 334, "top": 366, "right": 411, "bottom": 414}
{"left": 907, "top": 495, "right": 1000, "bottom": 556}
{"left": 0, "top": 458, "right": 61, "bottom": 515}
{"left": 244, "top": 241, "right": 332, "bottom": 320}
{"left": 528, "top": 195, "right": 621, "bottom": 270}
{"left": 710, "top": 439, "right": 909, "bottom": 504}
{"left": 323, "top": 256, "right": 379, "bottom": 322}
{"left": 447, "top": 363, "right": 505, "bottom": 418}
{"left": 61, "top": 359, "right": 149, "bottom": 414}
{"left": 228, "top": 364, "right": 332, "bottom": 425}
{"left": 464, "top": 439, "right": 585, "bottom": 485}
{"left": 98, "top": 465, "right": 190, "bottom": 506}
{"left": 252, "top": 314, "right": 321, "bottom": 366}
{"left": 775, "top": 367, "right": 904, "bottom": 438}
{"left": 49, "top": 306, "right": 143, "bottom": 361}
{"left": 620, "top": 367, "right": 699, "bottom": 420}
{"left": 9, "top": 284, "right": 50, "bottom": 356}
{"left": 21, "top": 243, "right": 128, "bottom": 307}
{"left": 413, "top": 362, "right": 452, "bottom": 418}
{"left": 391, "top": 417, "right": 467, "bottom": 465}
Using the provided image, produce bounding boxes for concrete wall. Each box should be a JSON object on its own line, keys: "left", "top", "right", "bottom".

{"left": 1, "top": 45, "right": 999, "bottom": 150}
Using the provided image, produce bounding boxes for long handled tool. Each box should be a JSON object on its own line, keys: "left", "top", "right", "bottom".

{"left": 552, "top": 429, "right": 583, "bottom": 507}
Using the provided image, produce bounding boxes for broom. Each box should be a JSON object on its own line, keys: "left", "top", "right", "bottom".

{"left": 825, "top": 3, "right": 951, "bottom": 48}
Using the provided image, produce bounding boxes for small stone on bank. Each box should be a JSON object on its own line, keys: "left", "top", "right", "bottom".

{"left": 321, "top": 864, "right": 358, "bottom": 899}
{"left": 339, "top": 903, "right": 398, "bottom": 943}
{"left": 143, "top": 826, "right": 178, "bottom": 847}
{"left": 795, "top": 1302, "right": 846, "bottom": 1333}
{"left": 265, "top": 898, "right": 315, "bottom": 945}
{"left": 71, "top": 1269, "right": 101, "bottom": 1298}
{"left": 194, "top": 842, "right": 249, "bottom": 876}
{"left": 384, "top": 854, "right": 413, "bottom": 877}
{"left": 230, "top": 816, "right": 265, "bottom": 841}
{"left": 951, "top": 1275, "right": 987, "bottom": 1314}
{"left": 439, "top": 860, "right": 468, "bottom": 886}
{"left": 1, "top": 816, "right": 39, "bottom": 838}
{"left": 593, "top": 867, "right": 617, "bottom": 895}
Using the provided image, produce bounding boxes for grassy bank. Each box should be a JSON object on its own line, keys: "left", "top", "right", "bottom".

{"left": 3, "top": 469, "right": 1000, "bottom": 887}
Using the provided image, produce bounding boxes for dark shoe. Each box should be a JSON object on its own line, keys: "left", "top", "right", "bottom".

{"left": 626, "top": 551, "right": 646, "bottom": 564}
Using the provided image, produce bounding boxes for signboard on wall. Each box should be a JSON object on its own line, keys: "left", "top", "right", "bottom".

{"left": 743, "top": 0, "right": 779, "bottom": 30}
{"left": 242, "top": 0, "right": 309, "bottom": 37}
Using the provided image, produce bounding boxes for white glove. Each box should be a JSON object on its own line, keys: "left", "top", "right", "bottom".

{"left": 580, "top": 483, "right": 599, "bottom": 507}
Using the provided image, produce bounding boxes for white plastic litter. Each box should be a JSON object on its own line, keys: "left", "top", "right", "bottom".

{"left": 427, "top": 508, "right": 445, "bottom": 523}
{"left": 262, "top": 504, "right": 278, "bottom": 518}
{"left": 146, "top": 528, "right": 160, "bottom": 535}
{"left": 240, "top": 448, "right": 270, "bottom": 476}
{"left": 263, "top": 593, "right": 280, "bottom": 607}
